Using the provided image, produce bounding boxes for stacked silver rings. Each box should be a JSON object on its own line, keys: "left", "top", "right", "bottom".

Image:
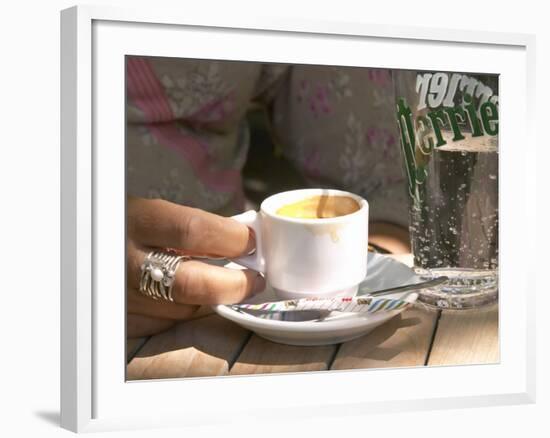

{"left": 139, "top": 250, "right": 188, "bottom": 302}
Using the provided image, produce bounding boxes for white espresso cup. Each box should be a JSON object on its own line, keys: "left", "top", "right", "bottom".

{"left": 231, "top": 188, "right": 369, "bottom": 300}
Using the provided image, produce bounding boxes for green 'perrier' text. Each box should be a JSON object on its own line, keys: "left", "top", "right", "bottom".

{"left": 397, "top": 81, "right": 498, "bottom": 202}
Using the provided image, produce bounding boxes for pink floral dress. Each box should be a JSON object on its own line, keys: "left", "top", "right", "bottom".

{"left": 126, "top": 57, "right": 408, "bottom": 226}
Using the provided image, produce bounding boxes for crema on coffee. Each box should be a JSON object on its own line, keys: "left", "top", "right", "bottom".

{"left": 276, "top": 195, "right": 360, "bottom": 219}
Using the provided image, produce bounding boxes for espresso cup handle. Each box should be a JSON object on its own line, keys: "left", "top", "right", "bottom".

{"left": 230, "top": 210, "right": 266, "bottom": 273}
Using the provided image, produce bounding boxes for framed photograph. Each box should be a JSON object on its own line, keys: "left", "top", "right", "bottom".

{"left": 60, "top": 4, "right": 536, "bottom": 433}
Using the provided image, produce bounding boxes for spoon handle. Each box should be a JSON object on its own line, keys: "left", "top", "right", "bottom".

{"left": 364, "top": 276, "right": 448, "bottom": 297}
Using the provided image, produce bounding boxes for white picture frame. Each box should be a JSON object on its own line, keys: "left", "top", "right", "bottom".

{"left": 60, "top": 4, "right": 536, "bottom": 433}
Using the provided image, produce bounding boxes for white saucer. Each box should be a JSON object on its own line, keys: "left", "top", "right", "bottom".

{"left": 213, "top": 253, "right": 421, "bottom": 346}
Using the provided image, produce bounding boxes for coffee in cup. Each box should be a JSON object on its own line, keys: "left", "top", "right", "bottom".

{"left": 276, "top": 195, "right": 360, "bottom": 219}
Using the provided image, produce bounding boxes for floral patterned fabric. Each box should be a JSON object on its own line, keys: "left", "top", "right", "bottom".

{"left": 126, "top": 57, "right": 408, "bottom": 225}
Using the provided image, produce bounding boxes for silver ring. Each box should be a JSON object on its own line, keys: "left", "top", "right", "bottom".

{"left": 139, "top": 250, "right": 188, "bottom": 302}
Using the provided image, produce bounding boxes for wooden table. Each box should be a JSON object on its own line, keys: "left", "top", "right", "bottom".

{"left": 126, "top": 255, "right": 499, "bottom": 380}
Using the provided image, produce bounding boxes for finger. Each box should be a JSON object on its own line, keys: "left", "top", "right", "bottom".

{"left": 127, "top": 243, "right": 266, "bottom": 306}
{"left": 170, "top": 260, "right": 266, "bottom": 305}
{"left": 127, "top": 313, "right": 177, "bottom": 338}
{"left": 127, "top": 197, "right": 254, "bottom": 257}
{"left": 127, "top": 287, "right": 200, "bottom": 320}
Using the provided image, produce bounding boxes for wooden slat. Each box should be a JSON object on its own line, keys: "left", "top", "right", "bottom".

{"left": 125, "top": 307, "right": 212, "bottom": 364}
{"left": 126, "top": 314, "right": 250, "bottom": 380}
{"left": 126, "top": 337, "right": 148, "bottom": 363}
{"left": 330, "top": 306, "right": 439, "bottom": 370}
{"left": 428, "top": 305, "right": 499, "bottom": 366}
{"left": 229, "top": 335, "right": 336, "bottom": 376}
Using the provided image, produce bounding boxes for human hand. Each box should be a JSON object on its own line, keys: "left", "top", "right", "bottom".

{"left": 126, "top": 197, "right": 265, "bottom": 337}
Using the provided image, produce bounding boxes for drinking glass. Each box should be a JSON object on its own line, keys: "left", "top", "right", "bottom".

{"left": 393, "top": 70, "right": 499, "bottom": 309}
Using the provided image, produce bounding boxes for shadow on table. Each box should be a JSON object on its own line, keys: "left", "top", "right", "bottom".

{"left": 131, "top": 314, "right": 249, "bottom": 356}
{"left": 127, "top": 314, "right": 253, "bottom": 379}
{"left": 127, "top": 311, "right": 424, "bottom": 379}
{"left": 229, "top": 313, "right": 423, "bottom": 375}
